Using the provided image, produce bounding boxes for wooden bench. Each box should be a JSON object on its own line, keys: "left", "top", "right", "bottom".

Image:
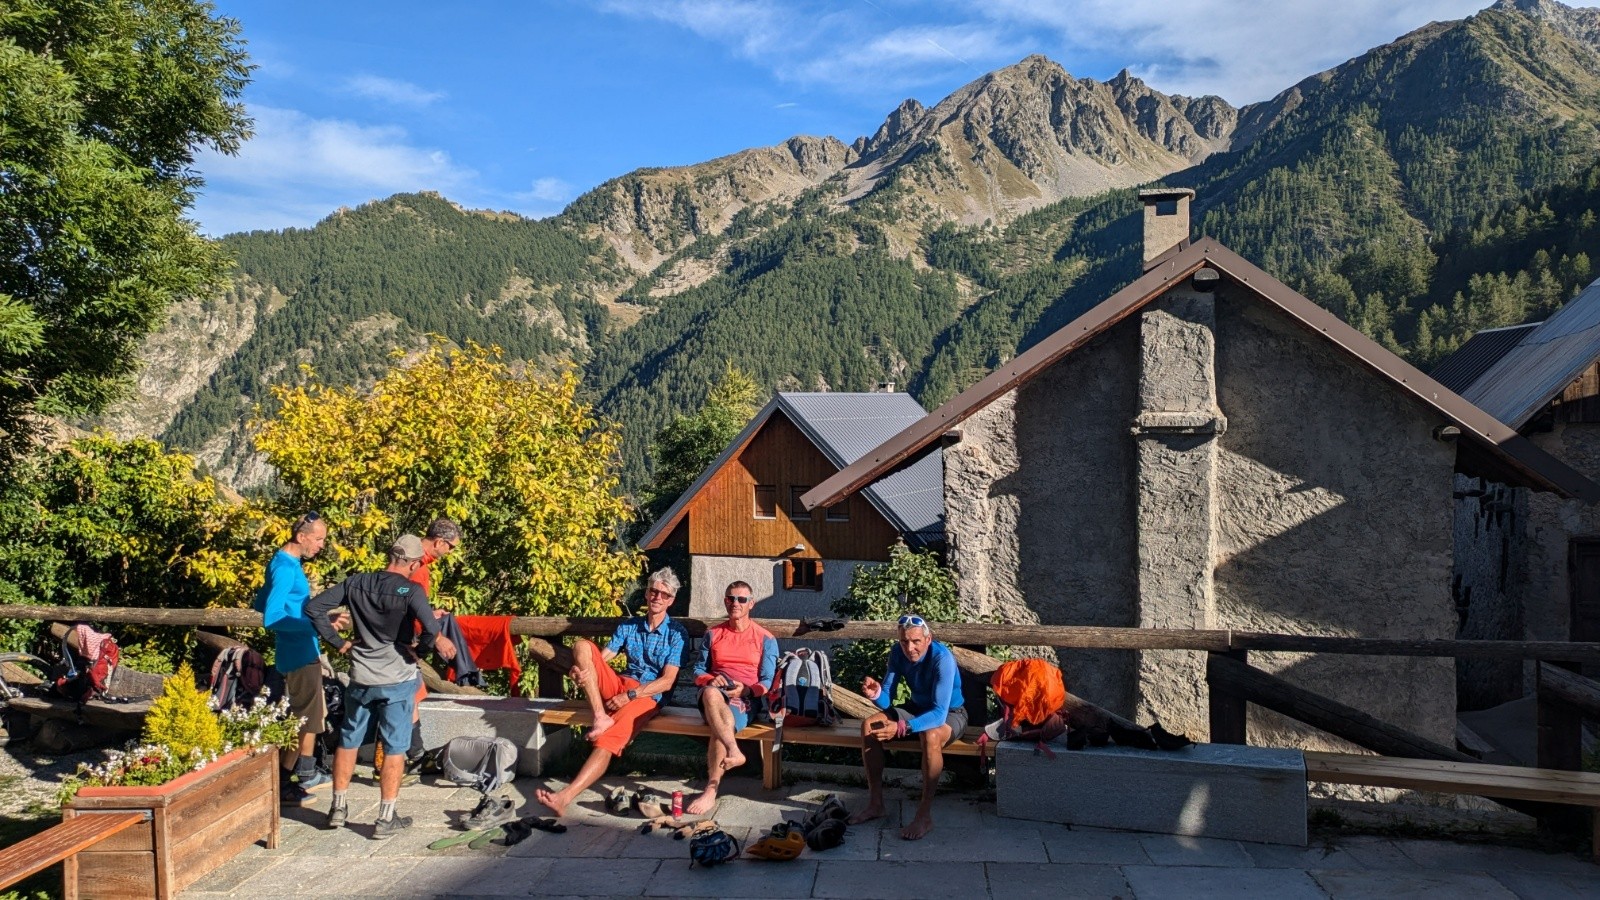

{"left": 1306, "top": 750, "right": 1600, "bottom": 858}
{"left": 538, "top": 699, "right": 983, "bottom": 789}
{"left": 0, "top": 811, "right": 148, "bottom": 892}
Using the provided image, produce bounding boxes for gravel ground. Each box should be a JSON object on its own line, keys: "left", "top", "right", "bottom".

{"left": 0, "top": 735, "right": 113, "bottom": 821}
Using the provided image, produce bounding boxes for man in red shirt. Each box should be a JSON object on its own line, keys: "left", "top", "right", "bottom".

{"left": 687, "top": 580, "right": 777, "bottom": 815}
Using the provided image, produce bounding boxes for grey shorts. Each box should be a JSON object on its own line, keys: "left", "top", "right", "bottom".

{"left": 890, "top": 705, "right": 969, "bottom": 747}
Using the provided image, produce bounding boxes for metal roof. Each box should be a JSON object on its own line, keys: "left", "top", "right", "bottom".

{"left": 802, "top": 238, "right": 1600, "bottom": 510}
{"left": 1456, "top": 277, "right": 1600, "bottom": 429}
{"left": 638, "top": 392, "right": 944, "bottom": 551}
{"left": 1428, "top": 324, "right": 1537, "bottom": 396}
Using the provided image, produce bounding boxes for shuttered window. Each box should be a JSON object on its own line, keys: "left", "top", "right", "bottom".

{"left": 754, "top": 485, "right": 777, "bottom": 519}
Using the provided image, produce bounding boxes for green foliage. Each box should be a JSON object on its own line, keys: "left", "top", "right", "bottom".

{"left": 639, "top": 364, "right": 763, "bottom": 525}
{"left": 142, "top": 662, "right": 223, "bottom": 763}
{"left": 0, "top": 434, "right": 271, "bottom": 655}
{"left": 118, "top": 642, "right": 178, "bottom": 675}
{"left": 253, "top": 342, "right": 643, "bottom": 616}
{"left": 0, "top": 0, "right": 252, "bottom": 461}
{"left": 828, "top": 543, "right": 961, "bottom": 698}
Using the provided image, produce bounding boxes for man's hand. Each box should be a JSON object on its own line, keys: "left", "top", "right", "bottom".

{"left": 604, "top": 692, "right": 629, "bottom": 713}
{"left": 330, "top": 612, "right": 351, "bottom": 631}
{"left": 569, "top": 664, "right": 589, "bottom": 686}
{"left": 864, "top": 712, "right": 895, "bottom": 742}
{"left": 862, "top": 676, "right": 882, "bottom": 700}
{"left": 722, "top": 680, "right": 744, "bottom": 699}
{"left": 435, "top": 635, "right": 457, "bottom": 661}
{"left": 433, "top": 608, "right": 447, "bottom": 619}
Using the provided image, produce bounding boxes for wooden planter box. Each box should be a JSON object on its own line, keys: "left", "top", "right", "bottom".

{"left": 63, "top": 747, "right": 280, "bottom": 899}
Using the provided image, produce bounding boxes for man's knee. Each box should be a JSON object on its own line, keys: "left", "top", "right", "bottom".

{"left": 573, "top": 639, "right": 600, "bottom": 666}
{"left": 921, "top": 726, "right": 951, "bottom": 748}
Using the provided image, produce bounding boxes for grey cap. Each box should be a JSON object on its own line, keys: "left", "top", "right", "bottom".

{"left": 391, "top": 534, "right": 425, "bottom": 561}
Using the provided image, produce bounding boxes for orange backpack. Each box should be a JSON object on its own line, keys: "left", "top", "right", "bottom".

{"left": 990, "top": 658, "right": 1066, "bottom": 729}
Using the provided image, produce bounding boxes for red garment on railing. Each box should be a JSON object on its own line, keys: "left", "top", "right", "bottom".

{"left": 453, "top": 615, "right": 520, "bottom": 696}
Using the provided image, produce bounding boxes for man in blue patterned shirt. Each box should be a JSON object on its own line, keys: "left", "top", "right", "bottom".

{"left": 536, "top": 567, "right": 688, "bottom": 817}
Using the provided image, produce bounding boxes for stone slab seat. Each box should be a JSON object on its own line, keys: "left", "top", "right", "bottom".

{"left": 1305, "top": 750, "right": 1600, "bottom": 859}
{"left": 0, "top": 811, "right": 146, "bottom": 892}
{"left": 533, "top": 697, "right": 983, "bottom": 790}
{"left": 996, "top": 742, "right": 1310, "bottom": 846}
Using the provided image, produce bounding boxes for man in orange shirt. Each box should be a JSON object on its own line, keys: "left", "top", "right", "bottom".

{"left": 401, "top": 517, "right": 463, "bottom": 768}
{"left": 687, "top": 580, "right": 777, "bottom": 814}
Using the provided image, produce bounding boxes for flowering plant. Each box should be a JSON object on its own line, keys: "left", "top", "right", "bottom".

{"left": 58, "top": 665, "right": 302, "bottom": 804}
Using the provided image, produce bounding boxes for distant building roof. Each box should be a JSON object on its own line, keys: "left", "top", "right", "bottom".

{"left": 1451, "top": 278, "right": 1600, "bottom": 429}
{"left": 803, "top": 239, "right": 1600, "bottom": 509}
{"left": 638, "top": 391, "right": 944, "bottom": 551}
{"left": 1428, "top": 324, "right": 1537, "bottom": 396}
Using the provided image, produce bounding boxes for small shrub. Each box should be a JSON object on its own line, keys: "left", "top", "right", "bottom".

{"left": 830, "top": 542, "right": 961, "bottom": 698}
{"left": 142, "top": 663, "right": 223, "bottom": 763}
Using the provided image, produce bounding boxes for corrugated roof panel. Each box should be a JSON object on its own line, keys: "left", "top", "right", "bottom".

{"left": 1428, "top": 324, "right": 1536, "bottom": 395}
{"left": 1462, "top": 278, "right": 1600, "bottom": 427}
{"left": 777, "top": 392, "right": 944, "bottom": 541}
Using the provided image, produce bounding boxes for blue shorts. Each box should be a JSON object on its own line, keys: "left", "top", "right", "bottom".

{"left": 339, "top": 677, "right": 419, "bottom": 753}
{"left": 700, "top": 692, "right": 751, "bottom": 732}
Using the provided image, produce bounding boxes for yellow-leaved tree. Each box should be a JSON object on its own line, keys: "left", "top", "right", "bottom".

{"left": 253, "top": 342, "right": 642, "bottom": 616}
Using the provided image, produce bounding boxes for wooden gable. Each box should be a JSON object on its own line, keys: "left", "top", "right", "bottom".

{"left": 686, "top": 411, "right": 900, "bottom": 561}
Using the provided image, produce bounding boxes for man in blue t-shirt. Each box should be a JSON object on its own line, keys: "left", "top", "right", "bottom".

{"left": 849, "top": 614, "right": 966, "bottom": 841}
{"left": 254, "top": 512, "right": 345, "bottom": 800}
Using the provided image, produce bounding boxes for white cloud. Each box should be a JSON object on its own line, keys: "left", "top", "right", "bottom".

{"left": 521, "top": 177, "right": 575, "bottom": 204}
{"left": 343, "top": 74, "right": 446, "bottom": 107}
{"left": 191, "top": 106, "right": 475, "bottom": 234}
{"left": 979, "top": 0, "right": 1493, "bottom": 102}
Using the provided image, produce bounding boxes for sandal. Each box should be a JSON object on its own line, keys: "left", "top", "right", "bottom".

{"left": 467, "top": 826, "right": 506, "bottom": 850}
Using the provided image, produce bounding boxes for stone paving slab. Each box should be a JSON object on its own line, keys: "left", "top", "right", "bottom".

{"left": 177, "top": 774, "right": 1597, "bottom": 899}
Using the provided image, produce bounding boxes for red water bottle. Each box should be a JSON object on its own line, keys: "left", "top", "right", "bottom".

{"left": 671, "top": 790, "right": 683, "bottom": 818}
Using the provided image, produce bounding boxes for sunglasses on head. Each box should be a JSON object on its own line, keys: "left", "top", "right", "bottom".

{"left": 898, "top": 614, "right": 927, "bottom": 629}
{"left": 724, "top": 594, "right": 753, "bottom": 604}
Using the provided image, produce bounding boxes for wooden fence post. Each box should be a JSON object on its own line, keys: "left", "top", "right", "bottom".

{"left": 1207, "top": 649, "right": 1249, "bottom": 744}
{"left": 1535, "top": 661, "right": 1588, "bottom": 837}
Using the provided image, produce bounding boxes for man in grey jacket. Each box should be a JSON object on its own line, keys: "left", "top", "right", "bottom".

{"left": 308, "top": 534, "right": 457, "bottom": 838}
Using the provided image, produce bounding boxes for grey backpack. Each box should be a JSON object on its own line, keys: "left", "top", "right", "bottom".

{"left": 768, "top": 647, "right": 836, "bottom": 726}
{"left": 435, "top": 736, "right": 518, "bottom": 794}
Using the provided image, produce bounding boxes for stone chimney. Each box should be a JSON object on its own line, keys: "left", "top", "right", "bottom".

{"left": 1139, "top": 188, "right": 1195, "bottom": 271}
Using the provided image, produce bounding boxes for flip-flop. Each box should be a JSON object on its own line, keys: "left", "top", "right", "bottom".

{"left": 428, "top": 828, "right": 489, "bottom": 850}
{"left": 468, "top": 826, "right": 506, "bottom": 850}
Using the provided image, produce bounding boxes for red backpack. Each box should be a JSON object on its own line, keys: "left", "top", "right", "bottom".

{"left": 52, "top": 625, "right": 120, "bottom": 703}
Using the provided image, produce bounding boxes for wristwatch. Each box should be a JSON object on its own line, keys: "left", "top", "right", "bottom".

{"left": 626, "top": 688, "right": 638, "bottom": 701}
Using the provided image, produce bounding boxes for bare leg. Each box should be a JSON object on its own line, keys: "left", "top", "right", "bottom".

{"left": 848, "top": 716, "right": 889, "bottom": 825}
{"left": 332, "top": 746, "right": 358, "bottom": 793}
{"left": 537, "top": 745, "right": 612, "bottom": 817}
{"left": 902, "top": 726, "right": 950, "bottom": 840}
{"left": 379, "top": 741, "right": 407, "bottom": 803}
{"left": 570, "top": 640, "right": 616, "bottom": 739}
{"left": 689, "top": 687, "right": 740, "bottom": 815}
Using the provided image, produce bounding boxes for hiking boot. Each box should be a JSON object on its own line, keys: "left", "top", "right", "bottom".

{"left": 282, "top": 781, "right": 316, "bottom": 804}
{"left": 373, "top": 814, "right": 413, "bottom": 839}
{"left": 463, "top": 794, "right": 517, "bottom": 831}
{"left": 294, "top": 768, "right": 331, "bottom": 791}
{"left": 326, "top": 803, "right": 348, "bottom": 829}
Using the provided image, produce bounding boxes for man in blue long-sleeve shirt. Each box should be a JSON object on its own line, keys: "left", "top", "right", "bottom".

{"left": 849, "top": 614, "right": 967, "bottom": 841}
{"left": 255, "top": 512, "right": 346, "bottom": 801}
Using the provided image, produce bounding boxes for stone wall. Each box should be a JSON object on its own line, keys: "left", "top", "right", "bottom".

{"left": 687, "top": 554, "right": 882, "bottom": 620}
{"left": 1524, "top": 422, "right": 1600, "bottom": 645}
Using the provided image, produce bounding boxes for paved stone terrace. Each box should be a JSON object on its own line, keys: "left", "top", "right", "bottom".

{"left": 180, "top": 773, "right": 1599, "bottom": 899}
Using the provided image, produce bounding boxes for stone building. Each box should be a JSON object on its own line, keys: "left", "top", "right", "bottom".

{"left": 805, "top": 190, "right": 1595, "bottom": 748}
{"left": 640, "top": 392, "right": 943, "bottom": 619}
{"left": 1433, "top": 286, "right": 1600, "bottom": 707}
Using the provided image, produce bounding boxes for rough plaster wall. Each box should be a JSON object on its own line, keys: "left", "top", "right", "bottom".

{"left": 944, "top": 320, "right": 1141, "bottom": 714}
{"left": 1525, "top": 423, "right": 1600, "bottom": 655}
{"left": 1213, "top": 298, "right": 1457, "bottom": 749}
{"left": 1450, "top": 474, "right": 1527, "bottom": 709}
{"left": 687, "top": 554, "right": 881, "bottom": 620}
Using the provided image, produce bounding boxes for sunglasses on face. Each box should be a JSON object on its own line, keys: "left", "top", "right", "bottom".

{"left": 898, "top": 614, "right": 927, "bottom": 629}
{"left": 724, "top": 595, "right": 753, "bottom": 605}
{"left": 439, "top": 538, "right": 458, "bottom": 553}
{"left": 646, "top": 588, "right": 674, "bottom": 600}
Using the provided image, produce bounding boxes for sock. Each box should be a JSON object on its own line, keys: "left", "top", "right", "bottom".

{"left": 379, "top": 799, "right": 396, "bottom": 822}
{"left": 332, "top": 790, "right": 346, "bottom": 810}
{"left": 294, "top": 755, "right": 316, "bottom": 776}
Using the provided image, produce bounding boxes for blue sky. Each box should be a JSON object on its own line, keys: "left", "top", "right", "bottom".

{"left": 193, "top": 0, "right": 1497, "bottom": 236}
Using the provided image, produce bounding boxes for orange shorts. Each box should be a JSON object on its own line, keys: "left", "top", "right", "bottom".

{"left": 580, "top": 642, "right": 660, "bottom": 757}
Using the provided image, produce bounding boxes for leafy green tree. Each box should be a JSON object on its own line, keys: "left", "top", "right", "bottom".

{"left": 829, "top": 542, "right": 961, "bottom": 700}
{"left": 253, "top": 342, "right": 643, "bottom": 617}
{"left": 0, "top": 0, "right": 251, "bottom": 460}
{"left": 639, "top": 364, "right": 762, "bottom": 524}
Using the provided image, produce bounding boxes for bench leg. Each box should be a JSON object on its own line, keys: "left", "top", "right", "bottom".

{"left": 1592, "top": 808, "right": 1598, "bottom": 862}
{"left": 761, "top": 741, "right": 780, "bottom": 791}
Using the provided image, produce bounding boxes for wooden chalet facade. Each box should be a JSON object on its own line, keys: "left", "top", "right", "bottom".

{"left": 641, "top": 392, "right": 943, "bottom": 618}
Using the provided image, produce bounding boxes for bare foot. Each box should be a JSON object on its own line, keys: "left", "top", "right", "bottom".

{"left": 900, "top": 811, "right": 934, "bottom": 841}
{"left": 847, "top": 803, "right": 885, "bottom": 826}
{"left": 720, "top": 749, "right": 747, "bottom": 771}
{"left": 586, "top": 713, "right": 616, "bottom": 741}
{"left": 686, "top": 786, "right": 719, "bottom": 815}
{"left": 535, "top": 788, "right": 570, "bottom": 817}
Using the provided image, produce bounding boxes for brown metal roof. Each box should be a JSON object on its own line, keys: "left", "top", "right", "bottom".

{"left": 801, "top": 238, "right": 1600, "bottom": 510}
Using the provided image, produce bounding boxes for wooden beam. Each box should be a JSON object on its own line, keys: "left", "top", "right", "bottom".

{"left": 1539, "top": 661, "right": 1600, "bottom": 719}
{"left": 1207, "top": 651, "right": 1249, "bottom": 745}
{"left": 1205, "top": 654, "right": 1473, "bottom": 763}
